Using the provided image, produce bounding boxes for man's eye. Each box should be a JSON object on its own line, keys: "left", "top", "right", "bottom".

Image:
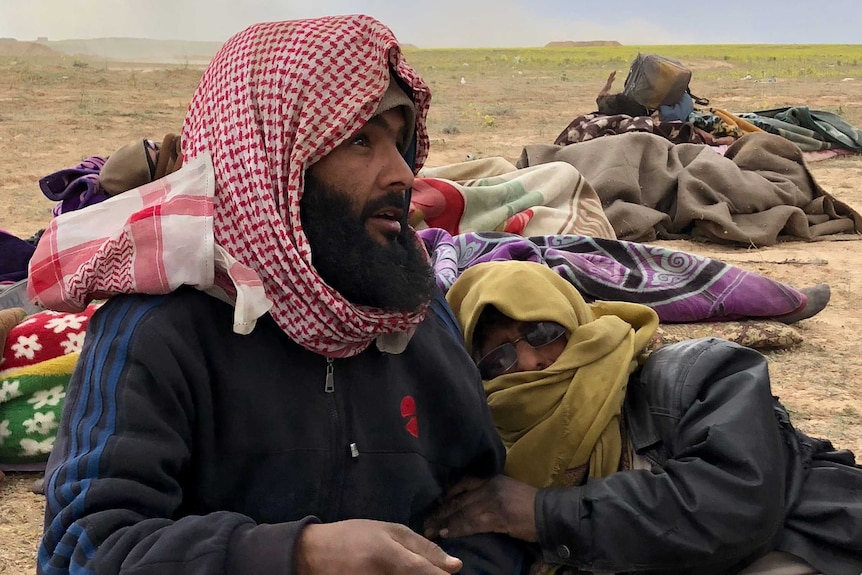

{"left": 351, "top": 135, "right": 369, "bottom": 147}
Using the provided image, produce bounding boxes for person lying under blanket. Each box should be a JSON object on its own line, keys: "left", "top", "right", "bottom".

{"left": 418, "top": 228, "right": 832, "bottom": 326}
{"left": 428, "top": 260, "right": 862, "bottom": 575}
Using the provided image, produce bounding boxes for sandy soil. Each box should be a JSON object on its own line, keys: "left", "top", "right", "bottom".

{"left": 1, "top": 53, "right": 860, "bottom": 574}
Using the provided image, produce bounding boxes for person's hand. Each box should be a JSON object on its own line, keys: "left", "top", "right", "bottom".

{"left": 294, "top": 519, "right": 463, "bottom": 575}
{"left": 424, "top": 475, "right": 539, "bottom": 542}
{"left": 598, "top": 70, "right": 618, "bottom": 98}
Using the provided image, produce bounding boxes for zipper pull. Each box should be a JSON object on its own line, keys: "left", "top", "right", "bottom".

{"left": 324, "top": 358, "right": 335, "bottom": 393}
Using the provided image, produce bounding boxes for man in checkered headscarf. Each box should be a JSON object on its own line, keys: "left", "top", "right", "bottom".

{"left": 37, "top": 15, "right": 522, "bottom": 575}
{"left": 180, "top": 15, "right": 437, "bottom": 358}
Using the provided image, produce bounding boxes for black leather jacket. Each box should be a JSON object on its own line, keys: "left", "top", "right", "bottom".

{"left": 536, "top": 338, "right": 862, "bottom": 575}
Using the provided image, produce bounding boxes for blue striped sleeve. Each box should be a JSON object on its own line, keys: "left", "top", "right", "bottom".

{"left": 37, "top": 295, "right": 258, "bottom": 575}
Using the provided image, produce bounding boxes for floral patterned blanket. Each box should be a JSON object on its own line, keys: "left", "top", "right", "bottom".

{"left": 0, "top": 304, "right": 98, "bottom": 470}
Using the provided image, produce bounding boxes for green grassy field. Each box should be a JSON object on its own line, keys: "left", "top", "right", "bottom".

{"left": 404, "top": 44, "right": 862, "bottom": 81}
{"left": 5, "top": 41, "right": 861, "bottom": 79}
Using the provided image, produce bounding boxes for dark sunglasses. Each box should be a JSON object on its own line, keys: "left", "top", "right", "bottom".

{"left": 476, "top": 321, "right": 567, "bottom": 380}
{"left": 143, "top": 139, "right": 160, "bottom": 180}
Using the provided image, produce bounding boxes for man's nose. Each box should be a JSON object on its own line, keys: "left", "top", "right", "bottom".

{"left": 380, "top": 144, "right": 415, "bottom": 192}
{"left": 514, "top": 340, "right": 549, "bottom": 372}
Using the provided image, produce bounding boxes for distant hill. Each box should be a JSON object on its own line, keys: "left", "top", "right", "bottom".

{"left": 0, "top": 38, "right": 67, "bottom": 59}
{"left": 43, "top": 38, "right": 223, "bottom": 65}
{"left": 545, "top": 40, "right": 622, "bottom": 48}
{"left": 4, "top": 37, "right": 430, "bottom": 65}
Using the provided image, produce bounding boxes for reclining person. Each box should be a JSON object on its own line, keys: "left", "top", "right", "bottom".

{"left": 432, "top": 260, "right": 862, "bottom": 575}
{"left": 595, "top": 70, "right": 649, "bottom": 117}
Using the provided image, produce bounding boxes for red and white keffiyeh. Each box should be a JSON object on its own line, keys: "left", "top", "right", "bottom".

{"left": 28, "top": 154, "right": 272, "bottom": 335}
{"left": 28, "top": 15, "right": 432, "bottom": 358}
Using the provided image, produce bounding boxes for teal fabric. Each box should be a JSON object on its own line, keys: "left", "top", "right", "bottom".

{"left": 738, "top": 107, "right": 862, "bottom": 152}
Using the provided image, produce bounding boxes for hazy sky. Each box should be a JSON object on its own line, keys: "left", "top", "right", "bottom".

{"left": 2, "top": 0, "right": 861, "bottom": 47}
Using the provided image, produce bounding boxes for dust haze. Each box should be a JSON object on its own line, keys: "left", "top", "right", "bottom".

{"left": 0, "top": 0, "right": 717, "bottom": 48}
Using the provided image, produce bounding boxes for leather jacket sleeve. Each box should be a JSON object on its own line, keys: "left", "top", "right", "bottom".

{"left": 535, "top": 338, "right": 786, "bottom": 574}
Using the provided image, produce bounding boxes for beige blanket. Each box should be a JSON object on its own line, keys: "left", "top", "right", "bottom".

{"left": 517, "top": 132, "right": 862, "bottom": 246}
{"left": 413, "top": 157, "right": 616, "bottom": 239}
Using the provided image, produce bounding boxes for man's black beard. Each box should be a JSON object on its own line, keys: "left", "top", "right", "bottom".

{"left": 299, "top": 172, "right": 434, "bottom": 312}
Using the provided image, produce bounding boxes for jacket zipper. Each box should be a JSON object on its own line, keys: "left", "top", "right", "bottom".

{"left": 323, "top": 357, "right": 345, "bottom": 519}
{"left": 324, "top": 358, "right": 335, "bottom": 393}
{"left": 332, "top": 357, "right": 360, "bottom": 460}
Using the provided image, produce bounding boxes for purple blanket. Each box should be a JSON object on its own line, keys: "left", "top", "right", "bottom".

{"left": 39, "top": 156, "right": 108, "bottom": 216}
{"left": 419, "top": 229, "right": 805, "bottom": 323}
{"left": 0, "top": 230, "right": 36, "bottom": 283}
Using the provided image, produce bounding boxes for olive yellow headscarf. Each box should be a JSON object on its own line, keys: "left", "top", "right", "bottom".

{"left": 446, "top": 261, "right": 658, "bottom": 488}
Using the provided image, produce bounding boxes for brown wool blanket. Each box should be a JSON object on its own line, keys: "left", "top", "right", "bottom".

{"left": 517, "top": 132, "right": 862, "bottom": 246}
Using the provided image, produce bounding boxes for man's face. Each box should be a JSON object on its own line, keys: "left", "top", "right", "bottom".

{"left": 307, "top": 108, "right": 414, "bottom": 245}
{"left": 300, "top": 108, "right": 434, "bottom": 312}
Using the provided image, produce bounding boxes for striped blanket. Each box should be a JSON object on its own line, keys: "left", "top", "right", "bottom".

{"left": 410, "top": 157, "right": 616, "bottom": 239}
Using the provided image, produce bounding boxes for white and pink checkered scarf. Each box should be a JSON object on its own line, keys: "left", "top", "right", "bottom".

{"left": 28, "top": 15, "right": 432, "bottom": 358}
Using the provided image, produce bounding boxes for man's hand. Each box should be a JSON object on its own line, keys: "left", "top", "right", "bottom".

{"left": 423, "top": 476, "right": 539, "bottom": 542}
{"left": 295, "top": 519, "right": 463, "bottom": 575}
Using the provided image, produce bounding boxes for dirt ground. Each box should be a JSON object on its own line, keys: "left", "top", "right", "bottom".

{"left": 1, "top": 51, "right": 861, "bottom": 574}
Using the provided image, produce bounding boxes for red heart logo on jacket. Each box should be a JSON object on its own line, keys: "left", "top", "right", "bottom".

{"left": 400, "top": 396, "right": 418, "bottom": 438}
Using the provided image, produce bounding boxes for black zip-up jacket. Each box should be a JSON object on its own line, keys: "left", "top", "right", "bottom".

{"left": 38, "top": 288, "right": 524, "bottom": 574}
{"left": 537, "top": 338, "right": 862, "bottom": 575}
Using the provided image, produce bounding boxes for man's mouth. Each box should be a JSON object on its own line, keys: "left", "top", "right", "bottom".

{"left": 367, "top": 207, "right": 404, "bottom": 238}
{"left": 373, "top": 207, "right": 403, "bottom": 221}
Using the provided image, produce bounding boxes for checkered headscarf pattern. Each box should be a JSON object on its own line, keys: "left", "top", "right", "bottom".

{"left": 181, "top": 15, "right": 432, "bottom": 358}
